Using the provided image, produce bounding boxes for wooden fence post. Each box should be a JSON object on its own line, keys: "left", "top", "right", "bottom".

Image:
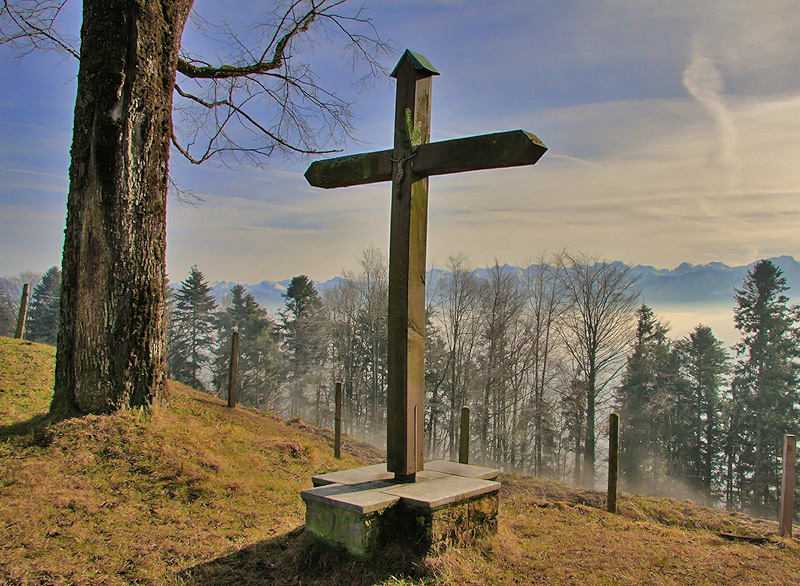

{"left": 780, "top": 434, "right": 796, "bottom": 538}
{"left": 459, "top": 406, "right": 470, "bottom": 464}
{"left": 14, "top": 283, "right": 29, "bottom": 339}
{"left": 334, "top": 381, "right": 343, "bottom": 459}
{"left": 607, "top": 412, "right": 620, "bottom": 514}
{"left": 227, "top": 330, "right": 239, "bottom": 409}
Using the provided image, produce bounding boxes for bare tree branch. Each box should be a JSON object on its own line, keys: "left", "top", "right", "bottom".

{"left": 3, "top": 0, "right": 394, "bottom": 168}
{"left": 0, "top": 0, "right": 79, "bottom": 58}
{"left": 172, "top": 0, "right": 394, "bottom": 166}
{"left": 176, "top": 0, "right": 316, "bottom": 80}
{"left": 173, "top": 82, "right": 340, "bottom": 158}
{"left": 168, "top": 175, "right": 204, "bottom": 207}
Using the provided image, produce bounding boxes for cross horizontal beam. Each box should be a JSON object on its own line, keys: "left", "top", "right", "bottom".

{"left": 304, "top": 129, "right": 547, "bottom": 189}
{"left": 305, "top": 149, "right": 393, "bottom": 189}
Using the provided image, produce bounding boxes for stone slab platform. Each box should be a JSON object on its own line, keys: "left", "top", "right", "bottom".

{"left": 302, "top": 461, "right": 501, "bottom": 556}
{"left": 382, "top": 475, "right": 497, "bottom": 511}
{"left": 311, "top": 459, "right": 500, "bottom": 487}
{"left": 301, "top": 480, "right": 400, "bottom": 514}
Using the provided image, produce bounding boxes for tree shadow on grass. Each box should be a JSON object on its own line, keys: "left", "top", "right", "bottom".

{"left": 0, "top": 402, "right": 86, "bottom": 449}
{"left": 0, "top": 412, "right": 58, "bottom": 446}
{"left": 177, "top": 527, "right": 429, "bottom": 586}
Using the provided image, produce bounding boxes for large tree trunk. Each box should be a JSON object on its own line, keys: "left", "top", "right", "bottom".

{"left": 51, "top": 0, "right": 193, "bottom": 414}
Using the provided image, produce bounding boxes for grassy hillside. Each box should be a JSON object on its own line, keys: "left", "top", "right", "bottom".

{"left": 0, "top": 337, "right": 55, "bottom": 424}
{"left": 0, "top": 336, "right": 798, "bottom": 585}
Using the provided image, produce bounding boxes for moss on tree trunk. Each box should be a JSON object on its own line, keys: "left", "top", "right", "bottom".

{"left": 52, "top": 0, "right": 194, "bottom": 414}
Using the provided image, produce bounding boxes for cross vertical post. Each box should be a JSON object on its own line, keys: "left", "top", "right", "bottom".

{"left": 387, "top": 53, "right": 437, "bottom": 481}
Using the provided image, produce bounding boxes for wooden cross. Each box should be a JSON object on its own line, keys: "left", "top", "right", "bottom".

{"left": 305, "top": 50, "right": 547, "bottom": 481}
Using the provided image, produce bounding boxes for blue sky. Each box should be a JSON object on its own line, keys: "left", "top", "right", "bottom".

{"left": 2, "top": 0, "right": 800, "bottom": 292}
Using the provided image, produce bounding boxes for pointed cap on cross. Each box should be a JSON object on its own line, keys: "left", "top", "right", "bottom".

{"left": 390, "top": 49, "right": 440, "bottom": 78}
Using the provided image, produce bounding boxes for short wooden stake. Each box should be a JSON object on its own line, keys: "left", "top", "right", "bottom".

{"left": 607, "top": 412, "right": 620, "bottom": 514}
{"left": 459, "top": 406, "right": 470, "bottom": 464}
{"left": 779, "top": 434, "right": 796, "bottom": 538}
{"left": 14, "top": 283, "right": 29, "bottom": 339}
{"left": 334, "top": 381, "right": 343, "bottom": 459}
{"left": 227, "top": 331, "right": 239, "bottom": 409}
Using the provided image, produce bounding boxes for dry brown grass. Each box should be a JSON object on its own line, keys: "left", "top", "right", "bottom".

{"left": 427, "top": 474, "right": 799, "bottom": 586}
{"left": 0, "top": 337, "right": 373, "bottom": 585}
{"left": 1, "top": 336, "right": 798, "bottom": 585}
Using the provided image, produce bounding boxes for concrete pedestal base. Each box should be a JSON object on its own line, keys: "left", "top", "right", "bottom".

{"left": 301, "top": 460, "right": 500, "bottom": 556}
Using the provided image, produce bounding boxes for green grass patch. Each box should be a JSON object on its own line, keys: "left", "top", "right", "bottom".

{"left": 0, "top": 337, "right": 55, "bottom": 426}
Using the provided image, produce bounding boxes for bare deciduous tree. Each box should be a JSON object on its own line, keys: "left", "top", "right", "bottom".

{"left": 323, "top": 245, "right": 387, "bottom": 443}
{"left": 323, "top": 275, "right": 360, "bottom": 431}
{"left": 354, "top": 245, "right": 388, "bottom": 438}
{"left": 522, "top": 250, "right": 567, "bottom": 476}
{"left": 427, "top": 253, "right": 482, "bottom": 459}
{"left": 477, "top": 262, "right": 526, "bottom": 465}
{"left": 559, "top": 252, "right": 639, "bottom": 487}
{"left": 1, "top": 0, "right": 390, "bottom": 414}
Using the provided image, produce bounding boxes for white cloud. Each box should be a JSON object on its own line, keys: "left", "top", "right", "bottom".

{"left": 682, "top": 50, "right": 737, "bottom": 186}
{"left": 166, "top": 182, "right": 393, "bottom": 282}
{"left": 649, "top": 302, "right": 739, "bottom": 348}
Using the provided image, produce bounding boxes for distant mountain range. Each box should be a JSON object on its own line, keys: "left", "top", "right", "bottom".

{"left": 631, "top": 255, "right": 800, "bottom": 306}
{"left": 207, "top": 256, "right": 800, "bottom": 316}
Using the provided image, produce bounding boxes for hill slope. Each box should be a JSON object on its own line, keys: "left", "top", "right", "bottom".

{"left": 0, "top": 337, "right": 798, "bottom": 586}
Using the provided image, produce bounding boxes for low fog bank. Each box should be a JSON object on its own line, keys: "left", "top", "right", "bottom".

{"left": 649, "top": 302, "right": 738, "bottom": 349}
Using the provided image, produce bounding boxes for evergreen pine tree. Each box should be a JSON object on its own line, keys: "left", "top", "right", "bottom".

{"left": 280, "top": 275, "right": 325, "bottom": 416}
{"left": 214, "top": 285, "right": 280, "bottom": 410}
{"left": 727, "top": 260, "right": 800, "bottom": 511}
{"left": 167, "top": 266, "right": 218, "bottom": 391}
{"left": 26, "top": 266, "right": 62, "bottom": 345}
{"left": 617, "top": 304, "right": 682, "bottom": 491}
{"left": 674, "top": 324, "right": 728, "bottom": 499}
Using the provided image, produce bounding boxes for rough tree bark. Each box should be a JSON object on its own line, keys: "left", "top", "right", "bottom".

{"left": 51, "top": 0, "right": 194, "bottom": 414}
